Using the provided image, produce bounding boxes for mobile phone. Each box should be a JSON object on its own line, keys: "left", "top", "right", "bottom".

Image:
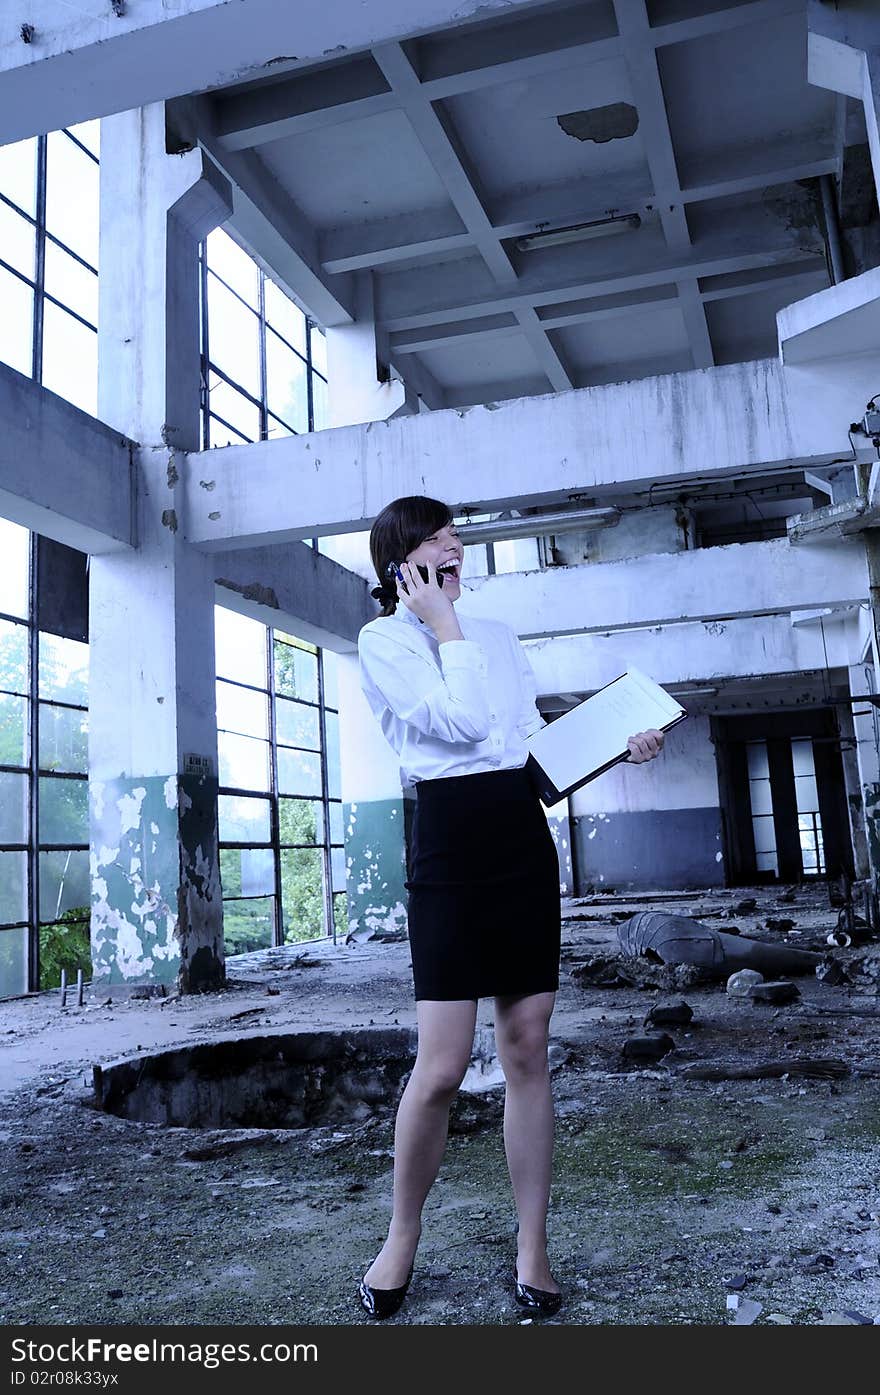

{"left": 386, "top": 561, "right": 445, "bottom": 591}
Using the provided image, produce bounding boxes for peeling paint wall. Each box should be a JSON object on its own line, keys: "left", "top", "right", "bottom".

{"left": 90, "top": 773, "right": 223, "bottom": 990}
{"left": 343, "top": 798, "right": 409, "bottom": 939}
{"left": 573, "top": 808, "right": 725, "bottom": 891}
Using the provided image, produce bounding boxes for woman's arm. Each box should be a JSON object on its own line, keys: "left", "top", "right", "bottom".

{"left": 359, "top": 624, "right": 493, "bottom": 744}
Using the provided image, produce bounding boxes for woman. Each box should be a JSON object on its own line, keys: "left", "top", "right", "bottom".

{"left": 356, "top": 495, "right": 664, "bottom": 1321}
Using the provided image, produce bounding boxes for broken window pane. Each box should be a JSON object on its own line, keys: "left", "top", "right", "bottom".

{"left": 279, "top": 797, "right": 323, "bottom": 846}
{"left": 39, "top": 849, "right": 90, "bottom": 921}
{"left": 38, "top": 916, "right": 91, "bottom": 992}
{"left": 280, "top": 848, "right": 324, "bottom": 941}
{"left": 222, "top": 896, "right": 274, "bottom": 955}
{"left": 220, "top": 847, "right": 274, "bottom": 899}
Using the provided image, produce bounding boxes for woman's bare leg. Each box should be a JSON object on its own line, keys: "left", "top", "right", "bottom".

{"left": 493, "top": 991, "right": 558, "bottom": 1292}
{"left": 363, "top": 998, "right": 477, "bottom": 1289}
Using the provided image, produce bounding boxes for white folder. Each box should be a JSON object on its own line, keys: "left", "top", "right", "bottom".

{"left": 525, "top": 666, "right": 687, "bottom": 807}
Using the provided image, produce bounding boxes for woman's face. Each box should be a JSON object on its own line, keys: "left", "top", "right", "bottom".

{"left": 405, "top": 521, "right": 462, "bottom": 600}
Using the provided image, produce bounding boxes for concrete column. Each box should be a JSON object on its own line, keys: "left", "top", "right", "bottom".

{"left": 89, "top": 105, "right": 233, "bottom": 992}
{"left": 848, "top": 659, "right": 880, "bottom": 905}
{"left": 337, "top": 654, "right": 409, "bottom": 940}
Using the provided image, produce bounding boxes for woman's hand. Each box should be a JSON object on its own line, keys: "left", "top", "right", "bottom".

{"left": 395, "top": 561, "right": 459, "bottom": 635}
{"left": 625, "top": 729, "right": 664, "bottom": 763}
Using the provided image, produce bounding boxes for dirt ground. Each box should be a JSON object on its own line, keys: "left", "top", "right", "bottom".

{"left": 1, "top": 882, "right": 879, "bottom": 1327}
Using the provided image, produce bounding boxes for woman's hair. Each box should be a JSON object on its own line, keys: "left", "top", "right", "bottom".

{"left": 369, "top": 495, "right": 453, "bottom": 616}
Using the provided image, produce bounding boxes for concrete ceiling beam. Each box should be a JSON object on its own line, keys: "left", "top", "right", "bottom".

{"left": 461, "top": 535, "right": 868, "bottom": 640}
{"left": 378, "top": 229, "right": 821, "bottom": 331}
{"left": 181, "top": 353, "right": 880, "bottom": 550}
{"left": 0, "top": 364, "right": 135, "bottom": 555}
{"left": 0, "top": 0, "right": 542, "bottom": 142}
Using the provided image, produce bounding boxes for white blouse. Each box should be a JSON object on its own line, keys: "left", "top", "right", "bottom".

{"left": 358, "top": 601, "right": 546, "bottom": 787}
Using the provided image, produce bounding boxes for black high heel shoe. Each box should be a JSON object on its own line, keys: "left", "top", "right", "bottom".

{"left": 514, "top": 1274, "right": 563, "bottom": 1317}
{"left": 358, "top": 1268, "right": 413, "bottom": 1320}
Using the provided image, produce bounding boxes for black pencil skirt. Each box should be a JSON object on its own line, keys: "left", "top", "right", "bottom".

{"left": 404, "top": 764, "right": 561, "bottom": 1001}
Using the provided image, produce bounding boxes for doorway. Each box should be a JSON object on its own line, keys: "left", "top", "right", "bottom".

{"left": 712, "top": 710, "right": 853, "bottom": 885}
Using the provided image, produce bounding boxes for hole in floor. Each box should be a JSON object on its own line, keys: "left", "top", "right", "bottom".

{"left": 92, "top": 1026, "right": 505, "bottom": 1129}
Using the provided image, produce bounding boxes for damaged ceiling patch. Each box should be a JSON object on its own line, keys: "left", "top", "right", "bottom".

{"left": 557, "top": 103, "right": 638, "bottom": 143}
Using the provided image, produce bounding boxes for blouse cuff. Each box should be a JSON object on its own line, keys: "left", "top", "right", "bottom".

{"left": 437, "top": 639, "right": 488, "bottom": 675}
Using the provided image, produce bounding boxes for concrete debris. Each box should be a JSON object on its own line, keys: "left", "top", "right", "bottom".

{"left": 747, "top": 980, "right": 800, "bottom": 1005}
{"left": 724, "top": 1273, "right": 748, "bottom": 1290}
{"left": 621, "top": 1033, "right": 676, "bottom": 1063}
{"left": 734, "top": 898, "right": 758, "bottom": 913}
{"left": 821, "top": 1311, "right": 874, "bottom": 1325}
{"left": 727, "top": 969, "right": 764, "bottom": 997}
{"left": 644, "top": 1000, "right": 693, "bottom": 1027}
{"left": 764, "top": 918, "right": 796, "bottom": 933}
{"left": 801, "top": 1252, "right": 835, "bottom": 1273}
{"left": 618, "top": 911, "right": 820, "bottom": 979}
{"left": 729, "top": 1296, "right": 763, "bottom": 1324}
{"left": 816, "top": 955, "right": 850, "bottom": 986}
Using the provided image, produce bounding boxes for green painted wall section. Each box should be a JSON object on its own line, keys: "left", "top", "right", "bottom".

{"left": 343, "top": 797, "right": 408, "bottom": 939}
{"left": 90, "top": 773, "right": 223, "bottom": 990}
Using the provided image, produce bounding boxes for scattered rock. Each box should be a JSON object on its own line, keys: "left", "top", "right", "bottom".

{"left": 801, "top": 1253, "right": 835, "bottom": 1273}
{"left": 727, "top": 969, "right": 764, "bottom": 997}
{"left": 730, "top": 1297, "right": 763, "bottom": 1325}
{"left": 748, "top": 980, "right": 800, "bottom": 1006}
{"left": 821, "top": 1310, "right": 872, "bottom": 1325}
{"left": 724, "top": 1274, "right": 748, "bottom": 1291}
{"left": 644, "top": 1000, "right": 693, "bottom": 1027}
{"left": 764, "top": 918, "right": 796, "bottom": 933}
{"left": 106, "top": 1289, "right": 124, "bottom": 1300}
{"left": 816, "top": 956, "right": 850, "bottom": 987}
{"left": 621, "top": 1033, "right": 675, "bottom": 1063}
{"left": 765, "top": 1312, "right": 792, "bottom": 1324}
{"left": 735, "top": 898, "right": 758, "bottom": 913}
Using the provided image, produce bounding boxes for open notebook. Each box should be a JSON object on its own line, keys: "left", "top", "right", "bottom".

{"left": 525, "top": 666, "right": 687, "bottom": 807}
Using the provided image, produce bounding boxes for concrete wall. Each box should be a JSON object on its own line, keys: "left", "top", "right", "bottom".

{"left": 570, "top": 713, "right": 724, "bottom": 890}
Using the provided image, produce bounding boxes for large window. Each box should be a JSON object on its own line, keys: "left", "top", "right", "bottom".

{"left": 216, "top": 609, "right": 345, "bottom": 955}
{"left": 0, "top": 122, "right": 100, "bottom": 415}
{"left": 0, "top": 521, "right": 91, "bottom": 998}
{"left": 200, "top": 228, "right": 328, "bottom": 446}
